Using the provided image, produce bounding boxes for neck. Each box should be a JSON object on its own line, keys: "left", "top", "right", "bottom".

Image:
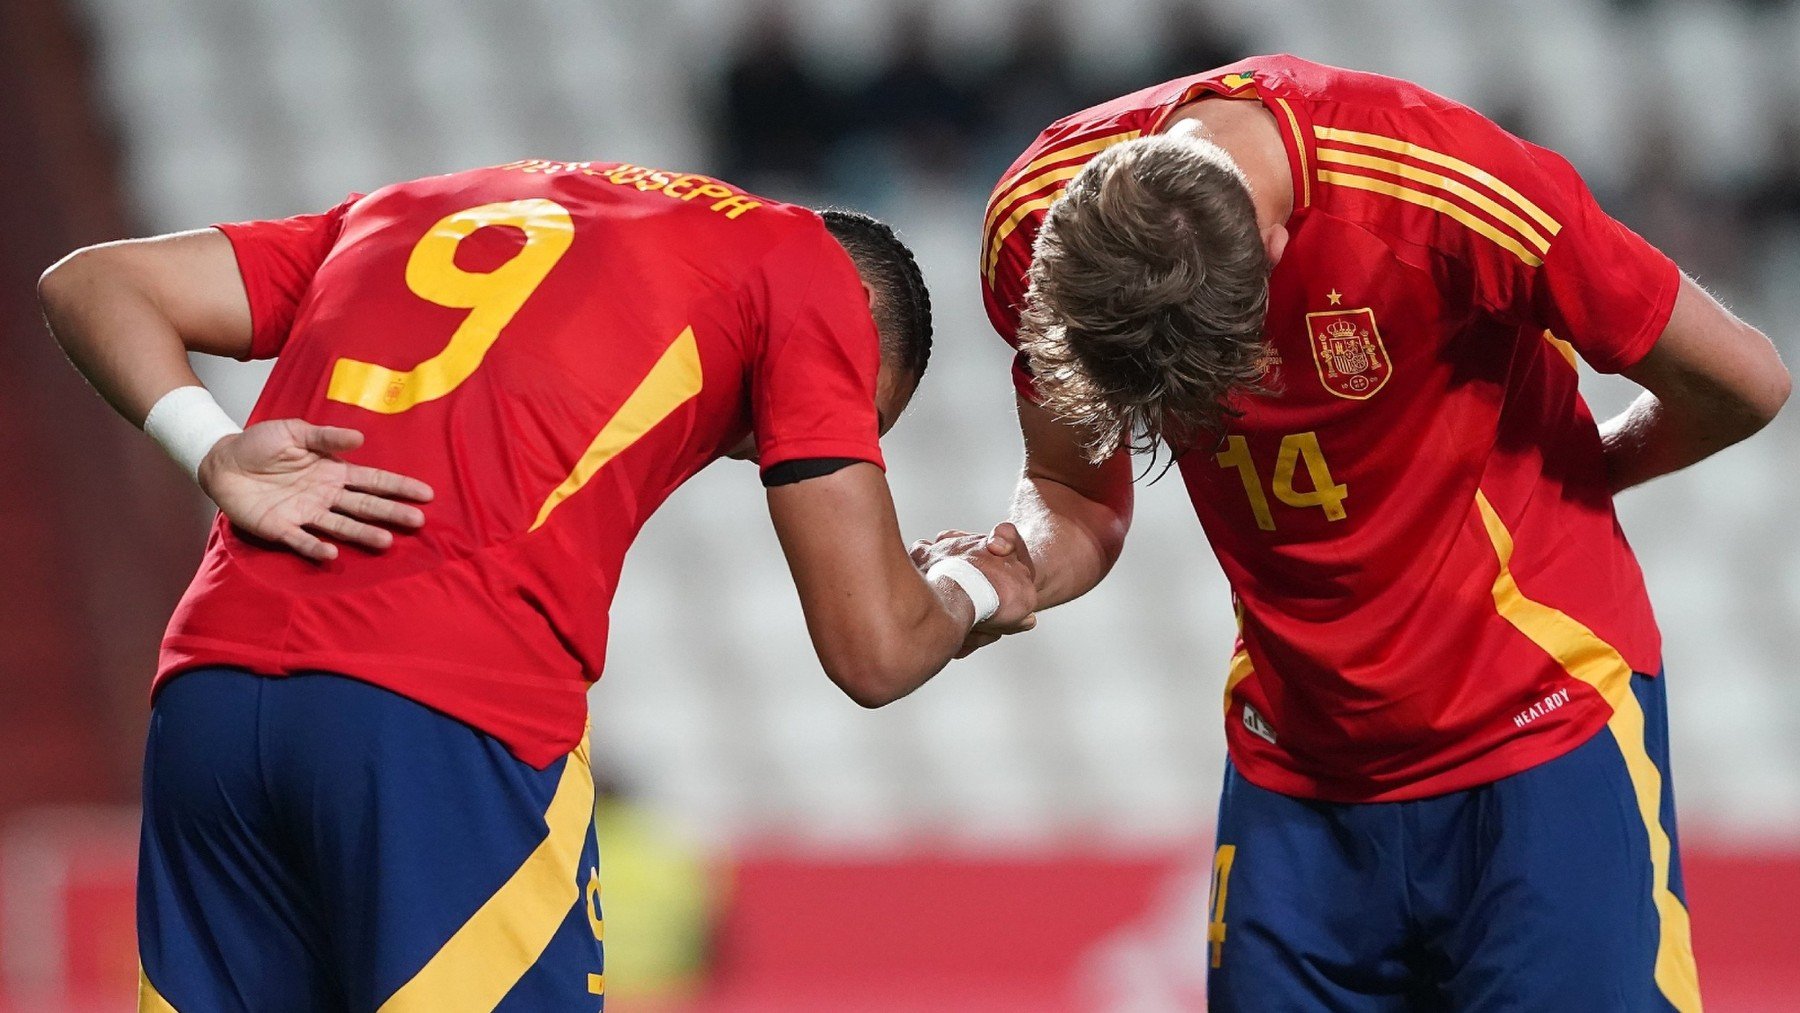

{"left": 1161, "top": 99, "right": 1294, "bottom": 230}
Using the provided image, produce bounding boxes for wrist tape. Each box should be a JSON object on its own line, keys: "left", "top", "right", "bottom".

{"left": 143, "top": 386, "right": 241, "bottom": 481}
{"left": 927, "top": 556, "right": 1000, "bottom": 626}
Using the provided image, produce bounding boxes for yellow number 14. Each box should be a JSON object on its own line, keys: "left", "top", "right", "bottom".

{"left": 1214, "top": 432, "right": 1347, "bottom": 531}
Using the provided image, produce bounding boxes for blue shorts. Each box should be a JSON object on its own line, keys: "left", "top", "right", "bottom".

{"left": 137, "top": 669, "right": 604, "bottom": 1012}
{"left": 1206, "top": 671, "right": 1699, "bottom": 1011}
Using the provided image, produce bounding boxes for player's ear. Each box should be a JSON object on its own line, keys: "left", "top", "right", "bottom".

{"left": 861, "top": 279, "right": 877, "bottom": 311}
{"left": 1261, "top": 222, "right": 1289, "bottom": 268}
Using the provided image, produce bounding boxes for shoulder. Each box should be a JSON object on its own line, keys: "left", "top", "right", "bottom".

{"left": 984, "top": 60, "right": 1276, "bottom": 219}
{"left": 741, "top": 204, "right": 852, "bottom": 283}
{"left": 1301, "top": 81, "right": 1578, "bottom": 273}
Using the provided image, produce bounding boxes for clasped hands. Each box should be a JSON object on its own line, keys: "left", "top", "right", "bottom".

{"left": 910, "top": 524, "right": 1040, "bottom": 658}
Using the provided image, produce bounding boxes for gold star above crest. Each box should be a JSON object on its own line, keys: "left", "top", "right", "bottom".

{"left": 1326, "top": 289, "right": 1342, "bottom": 306}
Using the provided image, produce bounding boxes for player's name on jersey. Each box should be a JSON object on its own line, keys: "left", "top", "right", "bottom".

{"left": 497, "top": 159, "right": 764, "bottom": 219}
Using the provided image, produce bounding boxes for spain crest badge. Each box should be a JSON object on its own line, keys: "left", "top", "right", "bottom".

{"left": 1304, "top": 308, "right": 1391, "bottom": 400}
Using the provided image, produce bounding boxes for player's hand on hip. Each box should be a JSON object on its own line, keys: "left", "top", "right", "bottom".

{"left": 197, "top": 419, "right": 434, "bottom": 562}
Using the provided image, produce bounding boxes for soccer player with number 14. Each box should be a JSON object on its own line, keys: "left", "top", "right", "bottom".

{"left": 919, "top": 54, "right": 1791, "bottom": 1008}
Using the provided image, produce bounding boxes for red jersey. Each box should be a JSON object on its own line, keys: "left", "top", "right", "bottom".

{"left": 160, "top": 160, "right": 884, "bottom": 768}
{"left": 984, "top": 57, "right": 1678, "bottom": 802}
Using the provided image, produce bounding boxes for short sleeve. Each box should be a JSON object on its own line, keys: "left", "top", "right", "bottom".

{"left": 1428, "top": 112, "right": 1679, "bottom": 373}
{"left": 981, "top": 176, "right": 1049, "bottom": 403}
{"left": 213, "top": 193, "right": 361, "bottom": 360}
{"left": 750, "top": 223, "right": 885, "bottom": 475}
{"left": 1522, "top": 164, "right": 1679, "bottom": 373}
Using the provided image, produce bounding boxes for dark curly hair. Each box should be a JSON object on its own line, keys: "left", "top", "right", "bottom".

{"left": 1020, "top": 135, "right": 1271, "bottom": 462}
{"left": 820, "top": 208, "right": 933, "bottom": 382}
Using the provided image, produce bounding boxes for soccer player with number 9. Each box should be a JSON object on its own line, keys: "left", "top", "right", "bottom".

{"left": 39, "top": 159, "right": 1038, "bottom": 1011}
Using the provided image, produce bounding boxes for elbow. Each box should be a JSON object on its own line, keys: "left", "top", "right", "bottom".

{"left": 37, "top": 245, "right": 106, "bottom": 321}
{"left": 824, "top": 659, "right": 909, "bottom": 709}
{"left": 1737, "top": 326, "right": 1790, "bottom": 431}
{"left": 818, "top": 635, "right": 918, "bottom": 709}
{"left": 1096, "top": 508, "right": 1131, "bottom": 570}
{"left": 1757, "top": 351, "right": 1791, "bottom": 427}
{"left": 37, "top": 249, "right": 84, "bottom": 316}
{"left": 836, "top": 676, "right": 904, "bottom": 710}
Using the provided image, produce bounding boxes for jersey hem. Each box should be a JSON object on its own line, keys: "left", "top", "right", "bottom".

{"left": 1588, "top": 259, "right": 1681, "bottom": 374}
{"left": 157, "top": 638, "right": 586, "bottom": 770}
{"left": 1224, "top": 703, "right": 1616, "bottom": 803}
{"left": 212, "top": 223, "right": 276, "bottom": 361}
{"left": 755, "top": 438, "right": 884, "bottom": 474}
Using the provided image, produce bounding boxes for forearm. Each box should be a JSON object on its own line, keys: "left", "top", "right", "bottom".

{"left": 1601, "top": 377, "right": 1781, "bottom": 494}
{"left": 40, "top": 250, "right": 206, "bottom": 425}
{"left": 802, "top": 562, "right": 977, "bottom": 708}
{"left": 770, "top": 466, "right": 1026, "bottom": 707}
{"left": 1008, "top": 472, "right": 1128, "bottom": 609}
{"left": 856, "top": 574, "right": 982, "bottom": 704}
{"left": 1601, "top": 275, "right": 1789, "bottom": 493}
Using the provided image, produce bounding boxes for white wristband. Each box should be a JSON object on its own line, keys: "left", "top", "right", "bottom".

{"left": 927, "top": 557, "right": 1000, "bottom": 626}
{"left": 143, "top": 386, "right": 242, "bottom": 481}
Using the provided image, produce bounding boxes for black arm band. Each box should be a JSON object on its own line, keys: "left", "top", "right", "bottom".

{"left": 761, "top": 457, "right": 863, "bottom": 488}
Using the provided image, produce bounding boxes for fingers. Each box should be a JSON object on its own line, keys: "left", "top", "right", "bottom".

{"left": 974, "top": 614, "right": 1037, "bottom": 636}
{"left": 307, "top": 511, "right": 395, "bottom": 551}
{"left": 277, "top": 526, "right": 339, "bottom": 562}
{"left": 300, "top": 424, "right": 365, "bottom": 456}
{"left": 954, "top": 631, "right": 1001, "bottom": 659}
{"left": 964, "top": 544, "right": 1039, "bottom": 632}
{"left": 336, "top": 490, "right": 426, "bottom": 530}
{"left": 909, "top": 539, "right": 934, "bottom": 567}
{"left": 911, "top": 529, "right": 990, "bottom": 570}
{"left": 346, "top": 466, "right": 435, "bottom": 503}
{"left": 986, "top": 522, "right": 1025, "bottom": 556}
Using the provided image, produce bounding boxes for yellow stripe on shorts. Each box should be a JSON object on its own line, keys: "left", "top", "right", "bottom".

{"left": 1473, "top": 491, "right": 1700, "bottom": 1011}
{"left": 138, "top": 965, "right": 181, "bottom": 1013}
{"left": 378, "top": 737, "right": 596, "bottom": 1012}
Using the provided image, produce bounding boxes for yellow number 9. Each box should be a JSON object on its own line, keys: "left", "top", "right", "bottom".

{"left": 327, "top": 198, "right": 574, "bottom": 413}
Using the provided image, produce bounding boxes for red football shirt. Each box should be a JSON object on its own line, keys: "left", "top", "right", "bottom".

{"left": 985, "top": 57, "right": 1678, "bottom": 802}
{"left": 159, "top": 159, "right": 884, "bottom": 768}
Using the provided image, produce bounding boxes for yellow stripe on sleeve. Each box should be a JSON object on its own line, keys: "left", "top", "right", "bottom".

{"left": 985, "top": 131, "right": 1141, "bottom": 223}
{"left": 1317, "top": 169, "right": 1545, "bottom": 267}
{"left": 983, "top": 132, "right": 1144, "bottom": 284}
{"left": 378, "top": 737, "right": 597, "bottom": 1012}
{"left": 1316, "top": 148, "right": 1552, "bottom": 255}
{"left": 984, "top": 162, "right": 1089, "bottom": 235}
{"left": 984, "top": 191, "right": 1064, "bottom": 280}
{"left": 1472, "top": 492, "right": 1701, "bottom": 1013}
{"left": 1313, "top": 125, "right": 1561, "bottom": 236}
